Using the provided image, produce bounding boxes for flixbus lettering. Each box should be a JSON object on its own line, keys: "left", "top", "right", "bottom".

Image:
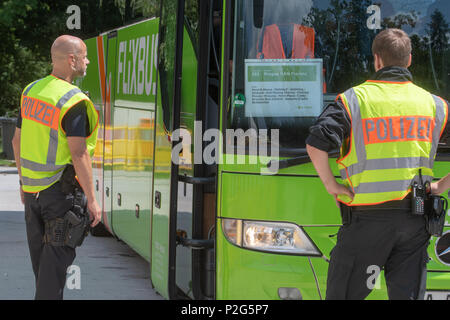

{"left": 117, "top": 34, "right": 158, "bottom": 96}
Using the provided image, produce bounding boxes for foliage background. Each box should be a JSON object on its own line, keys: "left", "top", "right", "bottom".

{"left": 0, "top": 0, "right": 160, "bottom": 117}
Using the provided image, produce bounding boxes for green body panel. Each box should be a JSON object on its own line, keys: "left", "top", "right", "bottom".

{"left": 220, "top": 172, "right": 340, "bottom": 225}
{"left": 110, "top": 19, "right": 159, "bottom": 261}
{"left": 81, "top": 20, "right": 159, "bottom": 270}
{"left": 151, "top": 71, "right": 172, "bottom": 298}
{"left": 216, "top": 220, "right": 322, "bottom": 300}
{"left": 103, "top": 33, "right": 116, "bottom": 234}
{"left": 77, "top": 38, "right": 102, "bottom": 106}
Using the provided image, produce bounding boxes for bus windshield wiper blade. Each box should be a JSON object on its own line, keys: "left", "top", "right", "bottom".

{"left": 267, "top": 150, "right": 340, "bottom": 171}
{"left": 267, "top": 154, "right": 310, "bottom": 171}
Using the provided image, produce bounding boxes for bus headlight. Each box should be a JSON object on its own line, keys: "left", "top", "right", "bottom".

{"left": 221, "top": 219, "right": 321, "bottom": 256}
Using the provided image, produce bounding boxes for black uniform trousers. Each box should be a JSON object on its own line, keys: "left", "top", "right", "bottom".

{"left": 326, "top": 208, "right": 430, "bottom": 300}
{"left": 24, "top": 182, "right": 76, "bottom": 300}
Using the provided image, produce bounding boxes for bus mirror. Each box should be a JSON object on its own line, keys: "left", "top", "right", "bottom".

{"left": 253, "top": 0, "right": 264, "bottom": 28}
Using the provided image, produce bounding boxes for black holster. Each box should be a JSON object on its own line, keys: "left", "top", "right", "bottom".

{"left": 44, "top": 165, "right": 90, "bottom": 248}
{"left": 339, "top": 203, "right": 352, "bottom": 226}
{"left": 60, "top": 165, "right": 82, "bottom": 195}
{"left": 425, "top": 195, "right": 447, "bottom": 237}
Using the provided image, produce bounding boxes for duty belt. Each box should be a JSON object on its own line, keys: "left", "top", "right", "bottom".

{"left": 351, "top": 194, "right": 412, "bottom": 212}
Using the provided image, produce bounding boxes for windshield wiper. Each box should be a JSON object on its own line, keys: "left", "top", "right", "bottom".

{"left": 267, "top": 149, "right": 340, "bottom": 171}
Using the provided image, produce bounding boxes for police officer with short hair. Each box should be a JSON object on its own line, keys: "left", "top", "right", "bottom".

{"left": 306, "top": 28, "right": 450, "bottom": 300}
{"left": 11, "top": 35, "right": 102, "bottom": 300}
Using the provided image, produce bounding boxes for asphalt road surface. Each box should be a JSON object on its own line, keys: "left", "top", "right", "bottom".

{"left": 0, "top": 167, "right": 163, "bottom": 300}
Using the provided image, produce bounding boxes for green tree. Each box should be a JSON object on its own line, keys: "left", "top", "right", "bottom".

{"left": 0, "top": 0, "right": 127, "bottom": 116}
{"left": 426, "top": 9, "right": 449, "bottom": 99}
{"left": 113, "top": 0, "right": 160, "bottom": 22}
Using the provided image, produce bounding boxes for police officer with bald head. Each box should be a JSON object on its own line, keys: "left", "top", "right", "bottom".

{"left": 12, "top": 35, "right": 102, "bottom": 300}
{"left": 306, "top": 28, "right": 450, "bottom": 300}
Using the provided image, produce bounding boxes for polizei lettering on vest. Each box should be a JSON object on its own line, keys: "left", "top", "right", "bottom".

{"left": 117, "top": 34, "right": 158, "bottom": 96}
{"left": 21, "top": 96, "right": 60, "bottom": 130}
{"left": 363, "top": 115, "right": 434, "bottom": 145}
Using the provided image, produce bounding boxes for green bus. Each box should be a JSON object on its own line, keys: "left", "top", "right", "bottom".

{"left": 77, "top": 0, "right": 450, "bottom": 300}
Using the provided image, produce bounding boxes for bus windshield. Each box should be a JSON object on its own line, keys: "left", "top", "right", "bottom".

{"left": 228, "top": 0, "right": 449, "bottom": 153}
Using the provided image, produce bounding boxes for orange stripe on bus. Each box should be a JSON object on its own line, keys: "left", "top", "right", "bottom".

{"left": 97, "top": 36, "right": 106, "bottom": 102}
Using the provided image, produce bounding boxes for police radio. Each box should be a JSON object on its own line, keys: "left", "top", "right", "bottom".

{"left": 411, "top": 170, "right": 448, "bottom": 237}
{"left": 411, "top": 181, "right": 426, "bottom": 215}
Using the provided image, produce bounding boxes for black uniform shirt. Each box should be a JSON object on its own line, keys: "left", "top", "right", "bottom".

{"left": 306, "top": 67, "right": 450, "bottom": 152}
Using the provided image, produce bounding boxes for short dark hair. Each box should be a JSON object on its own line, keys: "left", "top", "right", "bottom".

{"left": 372, "top": 28, "right": 412, "bottom": 68}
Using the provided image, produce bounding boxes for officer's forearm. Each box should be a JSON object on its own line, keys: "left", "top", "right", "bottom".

{"left": 306, "top": 144, "right": 338, "bottom": 191}
{"left": 436, "top": 173, "right": 450, "bottom": 194}
{"left": 12, "top": 128, "right": 22, "bottom": 180}
{"left": 67, "top": 137, "right": 95, "bottom": 202}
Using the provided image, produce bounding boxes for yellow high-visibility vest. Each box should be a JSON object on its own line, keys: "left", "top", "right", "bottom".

{"left": 337, "top": 79, "right": 448, "bottom": 206}
{"left": 20, "top": 74, "right": 99, "bottom": 193}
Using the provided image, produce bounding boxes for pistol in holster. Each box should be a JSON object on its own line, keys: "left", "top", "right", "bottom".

{"left": 43, "top": 166, "right": 91, "bottom": 249}
{"left": 424, "top": 194, "right": 447, "bottom": 237}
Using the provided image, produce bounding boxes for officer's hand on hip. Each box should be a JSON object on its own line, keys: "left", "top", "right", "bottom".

{"left": 326, "top": 181, "right": 354, "bottom": 207}
{"left": 87, "top": 199, "right": 102, "bottom": 227}
{"left": 430, "top": 173, "right": 450, "bottom": 195}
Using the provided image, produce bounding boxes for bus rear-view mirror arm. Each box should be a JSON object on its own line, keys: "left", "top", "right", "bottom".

{"left": 176, "top": 229, "right": 214, "bottom": 249}
{"left": 267, "top": 149, "right": 340, "bottom": 171}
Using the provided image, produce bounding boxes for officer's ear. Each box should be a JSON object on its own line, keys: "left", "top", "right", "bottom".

{"left": 68, "top": 53, "right": 76, "bottom": 68}
{"left": 374, "top": 54, "right": 384, "bottom": 72}
{"left": 406, "top": 54, "right": 412, "bottom": 68}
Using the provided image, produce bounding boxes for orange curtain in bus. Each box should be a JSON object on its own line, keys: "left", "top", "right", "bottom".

{"left": 257, "top": 24, "right": 327, "bottom": 92}
{"left": 257, "top": 24, "right": 315, "bottom": 59}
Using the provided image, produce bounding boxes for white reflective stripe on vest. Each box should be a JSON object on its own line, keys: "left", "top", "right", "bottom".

{"left": 23, "top": 78, "right": 43, "bottom": 96}
{"left": 343, "top": 88, "right": 367, "bottom": 164}
{"left": 429, "top": 95, "right": 447, "bottom": 169}
{"left": 340, "top": 157, "right": 432, "bottom": 179}
{"left": 21, "top": 170, "right": 64, "bottom": 187}
{"left": 20, "top": 158, "right": 66, "bottom": 172}
{"left": 354, "top": 175, "right": 433, "bottom": 194}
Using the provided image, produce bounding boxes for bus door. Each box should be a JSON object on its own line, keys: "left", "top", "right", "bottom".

{"left": 151, "top": 0, "right": 217, "bottom": 299}
{"left": 102, "top": 31, "right": 117, "bottom": 235}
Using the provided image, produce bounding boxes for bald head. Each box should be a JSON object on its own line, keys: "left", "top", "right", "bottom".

{"left": 51, "top": 35, "right": 89, "bottom": 82}
{"left": 51, "top": 35, "right": 85, "bottom": 62}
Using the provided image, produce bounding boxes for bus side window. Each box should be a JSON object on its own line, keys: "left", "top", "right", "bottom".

{"left": 158, "top": 0, "right": 178, "bottom": 133}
